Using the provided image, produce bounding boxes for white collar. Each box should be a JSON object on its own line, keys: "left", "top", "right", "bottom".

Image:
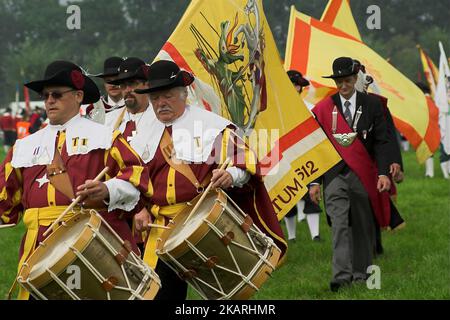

{"left": 124, "top": 104, "right": 160, "bottom": 163}
{"left": 107, "top": 95, "right": 125, "bottom": 107}
{"left": 171, "top": 105, "right": 232, "bottom": 162}
{"left": 161, "top": 107, "right": 188, "bottom": 127}
{"left": 126, "top": 105, "right": 233, "bottom": 164}
{"left": 11, "top": 116, "right": 113, "bottom": 168}
{"left": 126, "top": 105, "right": 149, "bottom": 122}
{"left": 47, "top": 114, "right": 81, "bottom": 132}
{"left": 120, "top": 103, "right": 153, "bottom": 128}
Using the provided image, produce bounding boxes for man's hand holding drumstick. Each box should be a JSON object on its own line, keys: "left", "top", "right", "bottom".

{"left": 76, "top": 179, "right": 110, "bottom": 204}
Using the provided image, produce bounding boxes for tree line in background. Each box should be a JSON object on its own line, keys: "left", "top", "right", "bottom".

{"left": 0, "top": 0, "right": 448, "bottom": 106}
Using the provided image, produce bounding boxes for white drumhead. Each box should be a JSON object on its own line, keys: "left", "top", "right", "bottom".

{"left": 163, "top": 194, "right": 217, "bottom": 252}
{"left": 28, "top": 215, "right": 90, "bottom": 279}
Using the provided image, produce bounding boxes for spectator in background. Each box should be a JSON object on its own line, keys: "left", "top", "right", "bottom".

{"left": 29, "top": 106, "right": 47, "bottom": 134}
{"left": 16, "top": 112, "right": 31, "bottom": 140}
{"left": 0, "top": 107, "right": 17, "bottom": 152}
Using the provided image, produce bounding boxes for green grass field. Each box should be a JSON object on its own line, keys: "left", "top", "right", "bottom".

{"left": 0, "top": 149, "right": 449, "bottom": 300}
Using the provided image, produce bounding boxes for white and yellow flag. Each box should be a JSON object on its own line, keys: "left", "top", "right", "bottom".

{"left": 154, "top": 0, "right": 341, "bottom": 219}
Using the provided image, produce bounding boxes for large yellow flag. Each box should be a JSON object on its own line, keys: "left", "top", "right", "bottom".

{"left": 155, "top": 0, "right": 341, "bottom": 219}
{"left": 320, "top": 0, "right": 362, "bottom": 41}
{"left": 285, "top": 6, "right": 437, "bottom": 163}
{"left": 286, "top": 0, "right": 360, "bottom": 110}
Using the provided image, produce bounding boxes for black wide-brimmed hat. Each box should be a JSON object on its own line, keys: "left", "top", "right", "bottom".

{"left": 107, "top": 57, "right": 149, "bottom": 85}
{"left": 93, "top": 56, "right": 125, "bottom": 78}
{"left": 323, "top": 57, "right": 359, "bottom": 79}
{"left": 287, "top": 70, "right": 310, "bottom": 87}
{"left": 135, "top": 60, "right": 194, "bottom": 94}
{"left": 25, "top": 60, "right": 100, "bottom": 104}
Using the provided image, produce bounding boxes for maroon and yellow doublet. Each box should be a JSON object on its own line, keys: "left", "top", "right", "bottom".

{"left": 0, "top": 122, "right": 151, "bottom": 298}
{"left": 142, "top": 125, "right": 287, "bottom": 268}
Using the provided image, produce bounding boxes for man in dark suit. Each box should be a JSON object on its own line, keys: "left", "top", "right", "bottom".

{"left": 309, "top": 57, "right": 391, "bottom": 292}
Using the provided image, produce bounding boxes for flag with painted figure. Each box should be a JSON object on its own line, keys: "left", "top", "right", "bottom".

{"left": 154, "top": 0, "right": 341, "bottom": 219}
{"left": 284, "top": 6, "right": 439, "bottom": 163}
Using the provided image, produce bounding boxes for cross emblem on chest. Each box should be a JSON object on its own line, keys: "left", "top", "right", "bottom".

{"left": 127, "top": 130, "right": 137, "bottom": 143}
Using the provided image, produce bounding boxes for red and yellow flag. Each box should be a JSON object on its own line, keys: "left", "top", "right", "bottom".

{"left": 285, "top": 6, "right": 439, "bottom": 163}
{"left": 321, "top": 0, "right": 362, "bottom": 41}
{"left": 154, "top": 0, "right": 341, "bottom": 219}
{"left": 417, "top": 45, "right": 439, "bottom": 99}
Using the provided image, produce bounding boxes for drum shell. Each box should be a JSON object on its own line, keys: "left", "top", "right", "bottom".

{"left": 18, "top": 212, "right": 160, "bottom": 300}
{"left": 157, "top": 190, "right": 280, "bottom": 300}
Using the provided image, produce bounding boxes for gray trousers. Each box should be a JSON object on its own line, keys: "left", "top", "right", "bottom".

{"left": 324, "top": 171, "right": 375, "bottom": 282}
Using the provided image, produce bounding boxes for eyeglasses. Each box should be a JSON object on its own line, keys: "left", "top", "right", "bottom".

{"left": 119, "top": 80, "right": 144, "bottom": 89}
{"left": 40, "top": 89, "right": 76, "bottom": 101}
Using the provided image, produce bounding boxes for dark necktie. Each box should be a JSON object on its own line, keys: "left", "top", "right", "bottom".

{"left": 343, "top": 100, "right": 353, "bottom": 126}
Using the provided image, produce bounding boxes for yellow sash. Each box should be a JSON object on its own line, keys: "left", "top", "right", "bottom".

{"left": 142, "top": 203, "right": 188, "bottom": 269}
{"left": 12, "top": 206, "right": 78, "bottom": 300}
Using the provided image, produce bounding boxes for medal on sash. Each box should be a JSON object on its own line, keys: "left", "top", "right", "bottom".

{"left": 31, "top": 147, "right": 40, "bottom": 164}
{"left": 32, "top": 146, "right": 51, "bottom": 164}
{"left": 332, "top": 106, "right": 362, "bottom": 147}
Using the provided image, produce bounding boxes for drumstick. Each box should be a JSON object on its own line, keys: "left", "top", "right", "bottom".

{"left": 147, "top": 223, "right": 171, "bottom": 230}
{"left": 183, "top": 158, "right": 232, "bottom": 226}
{"left": 43, "top": 167, "right": 109, "bottom": 237}
{"left": 0, "top": 224, "right": 16, "bottom": 229}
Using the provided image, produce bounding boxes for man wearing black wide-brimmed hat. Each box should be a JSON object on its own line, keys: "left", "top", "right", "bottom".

{"left": 102, "top": 57, "right": 156, "bottom": 255}
{"left": 309, "top": 57, "right": 391, "bottom": 292}
{"left": 83, "top": 56, "right": 125, "bottom": 123}
{"left": 0, "top": 60, "right": 151, "bottom": 299}
{"left": 104, "top": 57, "right": 153, "bottom": 145}
{"left": 132, "top": 60, "right": 287, "bottom": 300}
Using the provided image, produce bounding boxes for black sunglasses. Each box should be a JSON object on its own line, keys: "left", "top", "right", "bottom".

{"left": 40, "top": 89, "right": 76, "bottom": 101}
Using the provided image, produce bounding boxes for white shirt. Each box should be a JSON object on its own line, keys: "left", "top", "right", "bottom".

{"left": 106, "top": 95, "right": 125, "bottom": 109}
{"left": 105, "top": 104, "right": 159, "bottom": 163}
{"left": 339, "top": 90, "right": 357, "bottom": 118}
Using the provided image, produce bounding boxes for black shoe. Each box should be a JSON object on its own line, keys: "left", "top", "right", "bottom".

{"left": 313, "top": 235, "right": 321, "bottom": 242}
{"left": 288, "top": 238, "right": 296, "bottom": 244}
{"left": 330, "top": 280, "right": 351, "bottom": 292}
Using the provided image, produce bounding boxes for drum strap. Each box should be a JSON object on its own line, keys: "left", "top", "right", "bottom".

{"left": 159, "top": 128, "right": 211, "bottom": 190}
{"left": 113, "top": 107, "right": 127, "bottom": 131}
{"left": 46, "top": 131, "right": 75, "bottom": 200}
{"left": 143, "top": 202, "right": 189, "bottom": 269}
{"left": 9, "top": 206, "right": 80, "bottom": 300}
{"left": 46, "top": 132, "right": 106, "bottom": 210}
